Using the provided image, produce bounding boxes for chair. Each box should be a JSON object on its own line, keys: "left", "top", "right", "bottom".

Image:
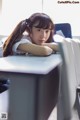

{"left": 0, "top": 78, "right": 10, "bottom": 93}
{"left": 54, "top": 23, "right": 72, "bottom": 38}
{"left": 57, "top": 38, "right": 80, "bottom": 120}
{"left": 54, "top": 23, "right": 80, "bottom": 119}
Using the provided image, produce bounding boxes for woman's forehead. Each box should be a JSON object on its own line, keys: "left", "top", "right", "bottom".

{"left": 33, "top": 19, "right": 51, "bottom": 28}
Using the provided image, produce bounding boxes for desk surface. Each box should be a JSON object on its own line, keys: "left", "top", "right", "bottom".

{"left": 0, "top": 54, "right": 62, "bottom": 74}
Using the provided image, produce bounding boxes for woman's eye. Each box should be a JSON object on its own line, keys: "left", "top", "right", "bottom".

{"left": 46, "top": 30, "right": 49, "bottom": 33}
{"left": 37, "top": 29, "right": 41, "bottom": 31}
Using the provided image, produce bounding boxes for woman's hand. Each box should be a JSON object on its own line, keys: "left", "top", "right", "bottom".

{"left": 42, "top": 42, "right": 59, "bottom": 52}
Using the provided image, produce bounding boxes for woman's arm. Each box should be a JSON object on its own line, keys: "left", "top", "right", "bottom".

{"left": 42, "top": 42, "right": 59, "bottom": 52}
{"left": 17, "top": 43, "right": 53, "bottom": 56}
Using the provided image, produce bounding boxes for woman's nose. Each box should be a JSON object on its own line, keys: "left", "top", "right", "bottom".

{"left": 40, "top": 31, "right": 46, "bottom": 38}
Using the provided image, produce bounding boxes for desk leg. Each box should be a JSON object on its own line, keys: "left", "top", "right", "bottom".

{"left": 36, "top": 67, "right": 59, "bottom": 120}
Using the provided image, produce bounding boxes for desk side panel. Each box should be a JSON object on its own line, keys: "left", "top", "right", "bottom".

{"left": 37, "top": 67, "right": 59, "bottom": 120}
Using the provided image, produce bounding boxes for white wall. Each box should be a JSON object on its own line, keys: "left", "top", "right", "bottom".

{"left": 0, "top": 0, "right": 80, "bottom": 36}
{"left": 0, "top": 0, "right": 42, "bottom": 35}
{"left": 43, "top": 0, "right": 80, "bottom": 37}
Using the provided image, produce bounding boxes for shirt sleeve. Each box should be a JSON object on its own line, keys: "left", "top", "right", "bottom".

{"left": 12, "top": 38, "right": 32, "bottom": 55}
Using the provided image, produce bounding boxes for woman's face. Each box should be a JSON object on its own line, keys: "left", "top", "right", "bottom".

{"left": 30, "top": 27, "right": 51, "bottom": 45}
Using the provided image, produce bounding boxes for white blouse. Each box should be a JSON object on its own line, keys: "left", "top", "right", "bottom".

{"left": 12, "top": 36, "right": 32, "bottom": 55}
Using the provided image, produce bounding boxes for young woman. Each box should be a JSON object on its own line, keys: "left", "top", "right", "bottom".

{"left": 3, "top": 12, "right": 59, "bottom": 57}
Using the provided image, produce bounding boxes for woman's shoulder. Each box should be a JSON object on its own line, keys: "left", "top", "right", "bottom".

{"left": 21, "top": 35, "right": 30, "bottom": 40}
{"left": 21, "top": 35, "right": 32, "bottom": 43}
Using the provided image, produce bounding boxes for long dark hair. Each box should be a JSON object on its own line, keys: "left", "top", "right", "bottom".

{"left": 3, "top": 13, "right": 55, "bottom": 57}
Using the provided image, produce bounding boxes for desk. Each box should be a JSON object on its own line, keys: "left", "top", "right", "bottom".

{"left": 0, "top": 54, "right": 62, "bottom": 120}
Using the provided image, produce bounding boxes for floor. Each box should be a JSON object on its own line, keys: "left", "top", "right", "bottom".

{"left": 48, "top": 107, "right": 57, "bottom": 120}
{"left": 0, "top": 90, "right": 9, "bottom": 120}
{"left": 0, "top": 90, "right": 9, "bottom": 113}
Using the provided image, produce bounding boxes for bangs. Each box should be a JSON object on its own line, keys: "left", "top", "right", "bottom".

{"left": 30, "top": 16, "right": 54, "bottom": 30}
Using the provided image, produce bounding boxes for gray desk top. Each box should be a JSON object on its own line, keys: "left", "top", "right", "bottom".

{"left": 0, "top": 54, "right": 62, "bottom": 74}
